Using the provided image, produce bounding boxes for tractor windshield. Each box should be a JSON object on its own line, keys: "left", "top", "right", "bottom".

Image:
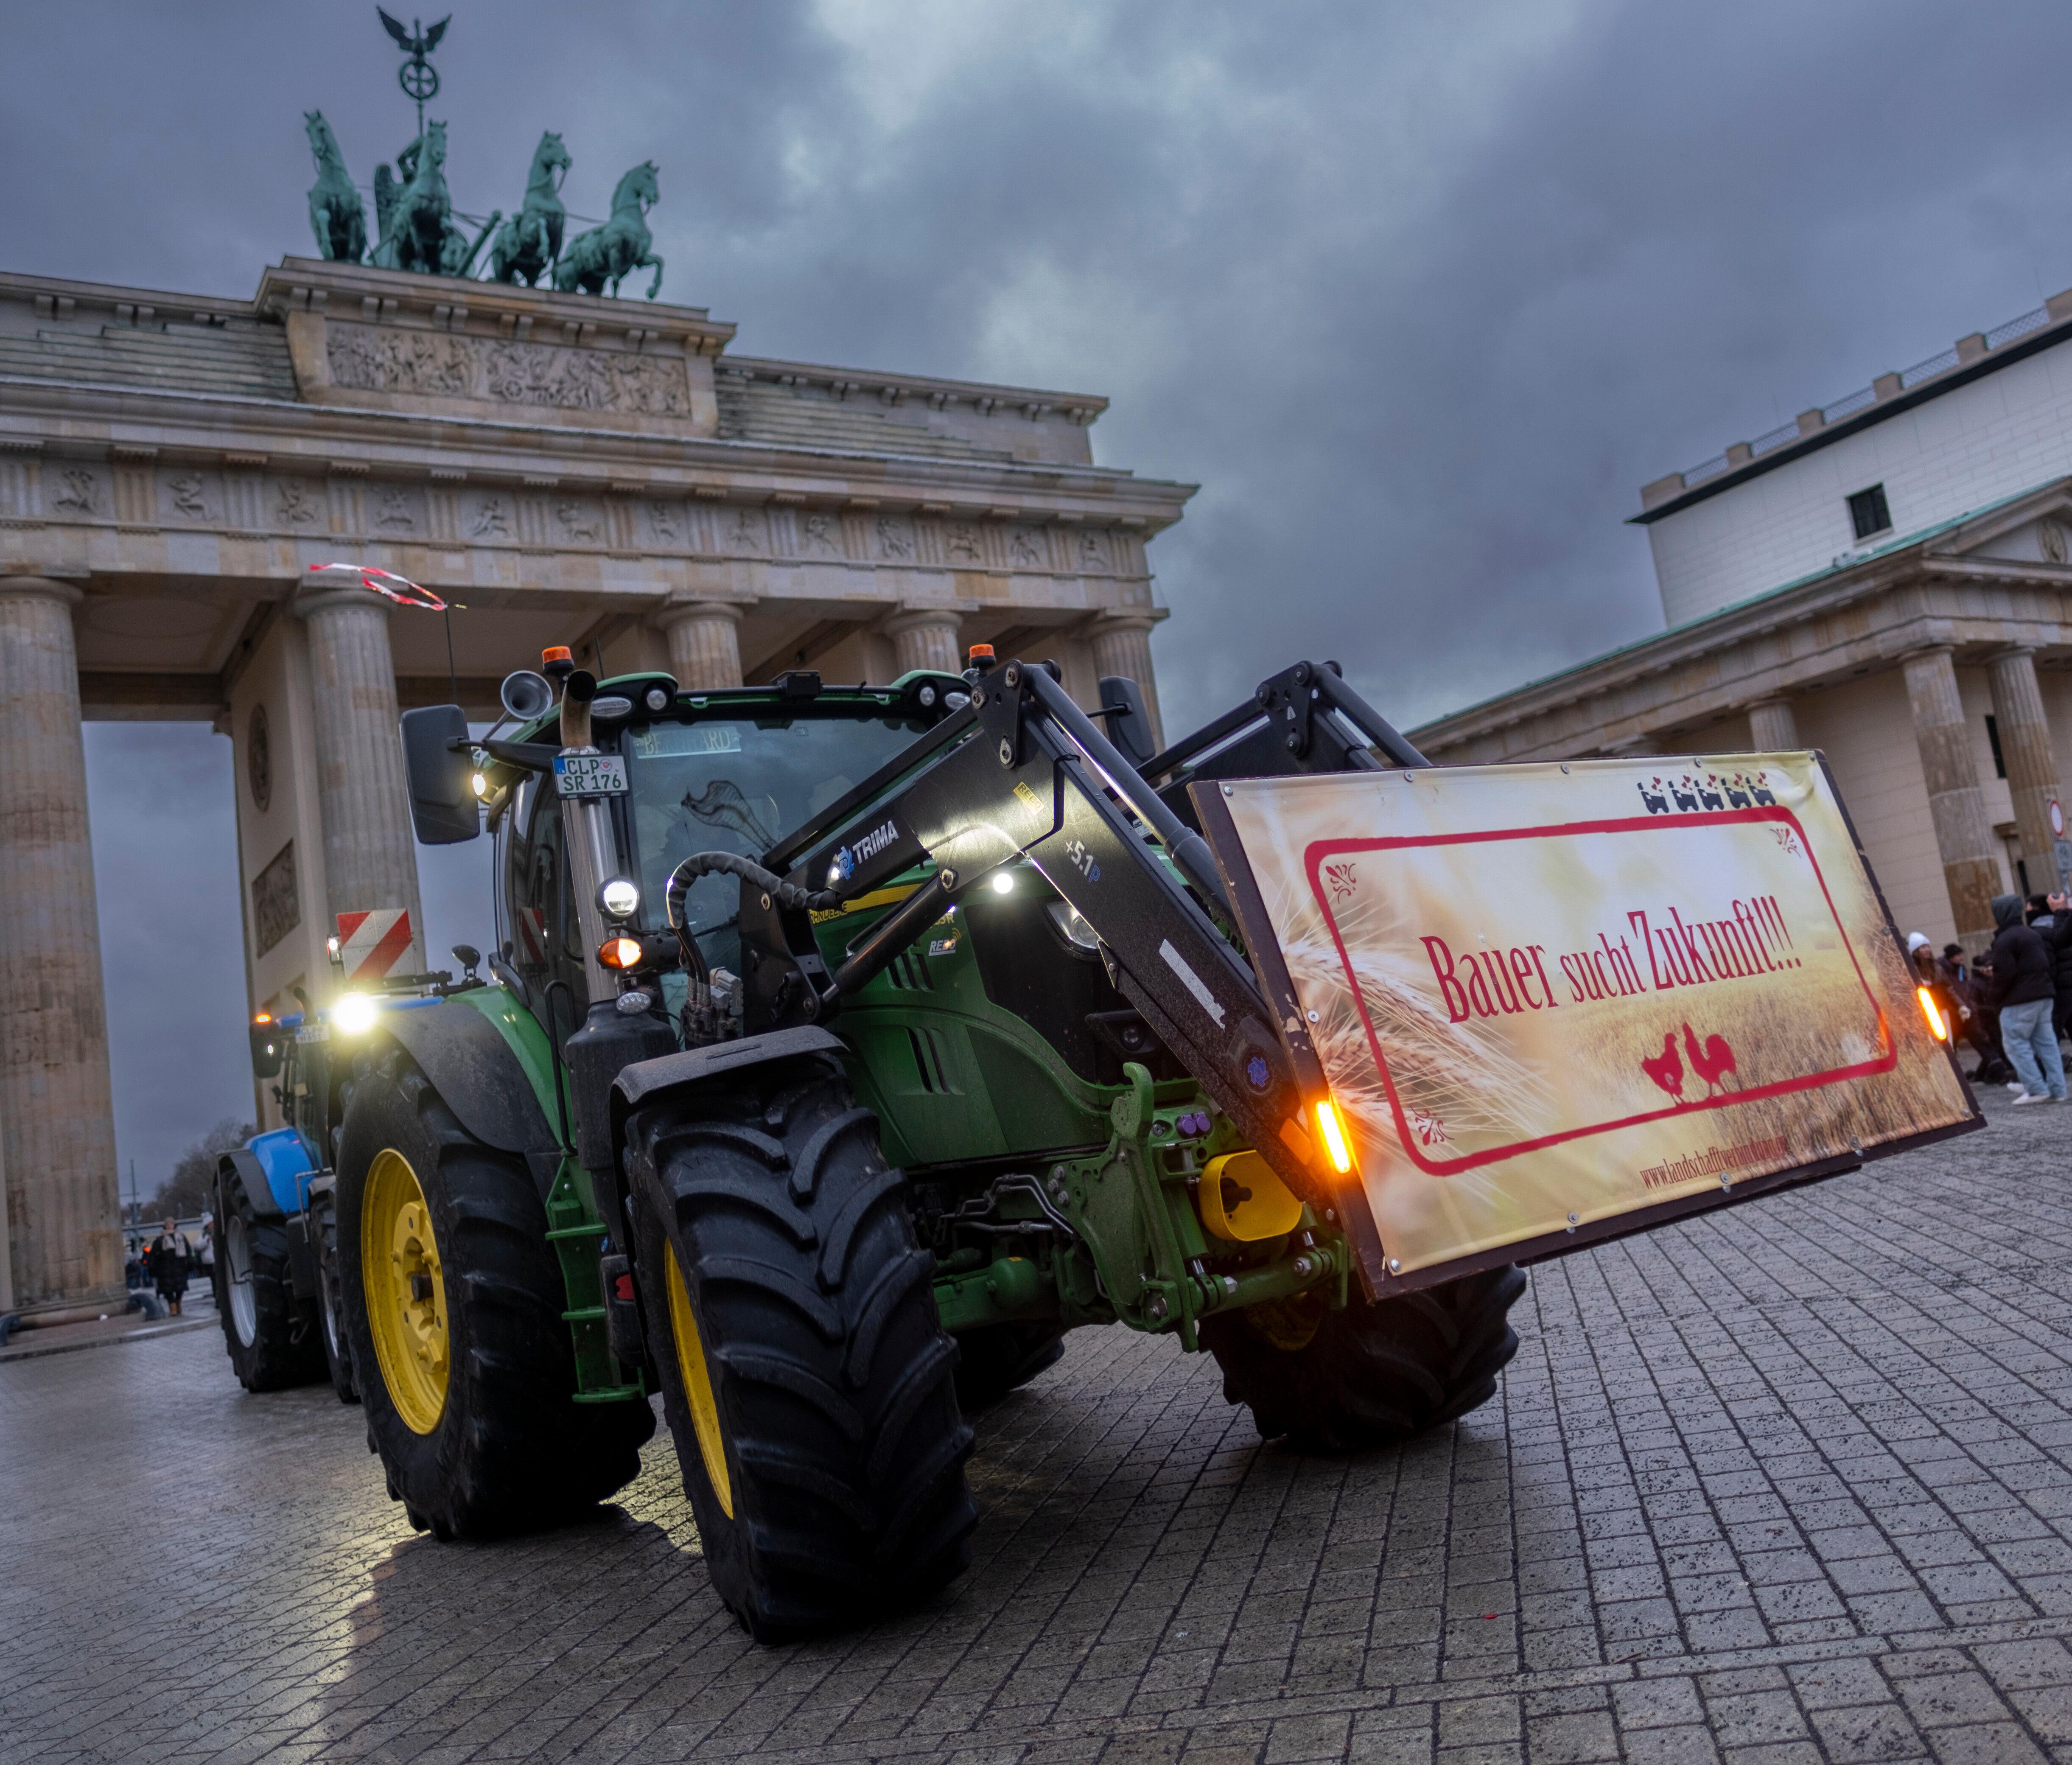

{"left": 623, "top": 709, "right": 932, "bottom": 968}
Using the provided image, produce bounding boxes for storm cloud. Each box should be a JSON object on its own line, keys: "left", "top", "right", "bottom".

{"left": 9, "top": 0, "right": 2069, "bottom": 1184}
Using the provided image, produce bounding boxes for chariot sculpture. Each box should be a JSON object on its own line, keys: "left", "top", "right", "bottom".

{"left": 299, "top": 13, "right": 665, "bottom": 299}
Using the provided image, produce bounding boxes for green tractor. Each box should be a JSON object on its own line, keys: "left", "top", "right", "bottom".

{"left": 300, "top": 648, "right": 1521, "bottom": 1638}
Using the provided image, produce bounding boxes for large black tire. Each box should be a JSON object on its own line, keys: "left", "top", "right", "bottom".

{"left": 337, "top": 1046, "right": 653, "bottom": 1541}
{"left": 312, "top": 1197, "right": 360, "bottom": 1405}
{"left": 626, "top": 1052, "right": 976, "bottom": 1640}
{"left": 213, "top": 1168, "right": 325, "bottom": 1393}
{"left": 952, "top": 1322, "right": 1065, "bottom": 1411}
{"left": 1204, "top": 1265, "right": 1526, "bottom": 1452}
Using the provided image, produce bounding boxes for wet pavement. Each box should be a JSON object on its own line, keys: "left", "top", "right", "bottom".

{"left": 8, "top": 1087, "right": 2072, "bottom": 1764}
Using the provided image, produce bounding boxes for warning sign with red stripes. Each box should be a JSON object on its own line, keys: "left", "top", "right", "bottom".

{"left": 335, "top": 909, "right": 416, "bottom": 984}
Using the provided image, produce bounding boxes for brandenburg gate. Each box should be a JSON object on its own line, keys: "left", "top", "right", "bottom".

{"left": 0, "top": 257, "right": 1194, "bottom": 1314}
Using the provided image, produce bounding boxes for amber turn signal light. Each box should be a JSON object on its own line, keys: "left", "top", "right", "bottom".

{"left": 1917, "top": 985, "right": 1949, "bottom": 1042}
{"left": 598, "top": 936, "right": 644, "bottom": 971}
{"left": 1312, "top": 1098, "right": 1355, "bottom": 1174}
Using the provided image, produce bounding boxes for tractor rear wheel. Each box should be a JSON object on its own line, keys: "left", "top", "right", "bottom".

{"left": 337, "top": 1045, "right": 652, "bottom": 1540}
{"left": 626, "top": 1051, "right": 976, "bottom": 1640}
{"left": 313, "top": 1198, "right": 359, "bottom": 1405}
{"left": 1204, "top": 1264, "right": 1526, "bottom": 1452}
{"left": 213, "top": 1168, "right": 325, "bottom": 1393}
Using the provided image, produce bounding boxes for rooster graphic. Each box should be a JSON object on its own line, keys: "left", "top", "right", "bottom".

{"left": 1682, "top": 1023, "right": 1739, "bottom": 1096}
{"left": 1410, "top": 1109, "right": 1448, "bottom": 1146}
{"left": 1640, "top": 1031, "right": 1685, "bottom": 1104}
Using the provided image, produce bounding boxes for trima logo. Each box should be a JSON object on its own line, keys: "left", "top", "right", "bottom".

{"left": 829, "top": 818, "right": 902, "bottom": 885}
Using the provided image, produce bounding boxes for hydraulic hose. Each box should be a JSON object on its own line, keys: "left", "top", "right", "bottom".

{"left": 664, "top": 851, "right": 841, "bottom": 981}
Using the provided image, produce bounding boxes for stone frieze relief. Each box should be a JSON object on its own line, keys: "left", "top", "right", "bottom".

{"left": 325, "top": 322, "right": 691, "bottom": 417}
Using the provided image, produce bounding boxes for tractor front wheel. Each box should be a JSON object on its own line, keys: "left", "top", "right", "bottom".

{"left": 626, "top": 1052, "right": 976, "bottom": 1640}
{"left": 337, "top": 1046, "right": 652, "bottom": 1540}
{"left": 1204, "top": 1264, "right": 1526, "bottom": 1452}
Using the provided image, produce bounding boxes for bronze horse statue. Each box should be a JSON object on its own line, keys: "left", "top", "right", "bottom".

{"left": 304, "top": 110, "right": 367, "bottom": 263}
{"left": 488, "top": 131, "right": 572, "bottom": 288}
{"left": 373, "top": 121, "right": 498, "bottom": 278}
{"left": 554, "top": 161, "right": 664, "bottom": 300}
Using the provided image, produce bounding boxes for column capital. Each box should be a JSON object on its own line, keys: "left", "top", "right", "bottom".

{"left": 1984, "top": 643, "right": 2039, "bottom": 665}
{"left": 655, "top": 596, "right": 747, "bottom": 631}
{"left": 1081, "top": 608, "right": 1165, "bottom": 639}
{"left": 294, "top": 584, "right": 392, "bottom": 621}
{"left": 880, "top": 604, "right": 963, "bottom": 638}
{"left": 0, "top": 575, "right": 83, "bottom": 610}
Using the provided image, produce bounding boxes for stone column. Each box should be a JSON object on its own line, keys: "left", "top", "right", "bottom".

{"left": 0, "top": 578, "right": 121, "bottom": 1310}
{"left": 883, "top": 608, "right": 963, "bottom": 678}
{"left": 1986, "top": 647, "right": 2067, "bottom": 892}
{"left": 1902, "top": 646, "right": 2002, "bottom": 947}
{"left": 297, "top": 588, "right": 424, "bottom": 971}
{"left": 658, "top": 600, "right": 745, "bottom": 690}
{"left": 1746, "top": 698, "right": 1800, "bottom": 751}
{"left": 1085, "top": 613, "right": 1167, "bottom": 752}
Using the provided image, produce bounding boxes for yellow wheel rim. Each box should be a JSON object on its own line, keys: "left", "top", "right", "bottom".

{"left": 361, "top": 1149, "right": 450, "bottom": 1435}
{"left": 665, "top": 1243, "right": 734, "bottom": 1517}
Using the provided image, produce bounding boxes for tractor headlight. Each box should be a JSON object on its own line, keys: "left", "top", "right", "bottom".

{"left": 599, "top": 877, "right": 641, "bottom": 920}
{"left": 331, "top": 993, "right": 378, "bottom": 1035}
{"left": 643, "top": 685, "right": 671, "bottom": 713}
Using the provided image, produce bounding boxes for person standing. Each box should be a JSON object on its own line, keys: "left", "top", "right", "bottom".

{"left": 1983, "top": 894, "right": 2065, "bottom": 1104}
{"left": 147, "top": 1219, "right": 193, "bottom": 1316}
{"left": 2045, "top": 890, "right": 2072, "bottom": 1047}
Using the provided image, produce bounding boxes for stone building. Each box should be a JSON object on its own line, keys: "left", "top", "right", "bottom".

{"left": 0, "top": 257, "right": 1194, "bottom": 1314}
{"left": 1410, "top": 287, "right": 2072, "bottom": 966}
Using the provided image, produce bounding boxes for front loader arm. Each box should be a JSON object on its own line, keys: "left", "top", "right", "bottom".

{"left": 749, "top": 660, "right": 1353, "bottom": 1223}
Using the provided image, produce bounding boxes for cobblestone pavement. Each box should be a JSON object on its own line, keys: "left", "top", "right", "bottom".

{"left": 9, "top": 1090, "right": 2072, "bottom": 1765}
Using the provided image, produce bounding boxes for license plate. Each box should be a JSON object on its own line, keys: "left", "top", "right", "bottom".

{"left": 554, "top": 753, "right": 628, "bottom": 798}
{"left": 295, "top": 1023, "right": 329, "bottom": 1045}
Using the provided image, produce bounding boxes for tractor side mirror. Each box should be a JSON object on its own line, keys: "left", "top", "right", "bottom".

{"left": 249, "top": 1019, "right": 284, "bottom": 1079}
{"left": 1098, "top": 675, "right": 1156, "bottom": 769}
{"left": 399, "top": 704, "right": 479, "bottom": 845}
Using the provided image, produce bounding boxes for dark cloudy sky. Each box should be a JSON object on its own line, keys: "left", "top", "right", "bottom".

{"left": 14, "top": 0, "right": 2072, "bottom": 1190}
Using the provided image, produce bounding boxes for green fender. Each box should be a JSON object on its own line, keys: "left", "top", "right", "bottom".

{"left": 370, "top": 992, "right": 566, "bottom": 1196}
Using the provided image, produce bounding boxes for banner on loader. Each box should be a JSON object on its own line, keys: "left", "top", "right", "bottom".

{"left": 1196, "top": 753, "right": 1980, "bottom": 1289}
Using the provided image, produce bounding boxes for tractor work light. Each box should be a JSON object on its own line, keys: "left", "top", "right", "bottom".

{"left": 325, "top": 935, "right": 344, "bottom": 971}
{"left": 599, "top": 878, "right": 641, "bottom": 920}
{"left": 644, "top": 685, "right": 671, "bottom": 713}
{"left": 1917, "top": 986, "right": 1949, "bottom": 1042}
{"left": 470, "top": 770, "right": 489, "bottom": 798}
{"left": 331, "top": 993, "right": 378, "bottom": 1035}
{"left": 1313, "top": 1098, "right": 1356, "bottom": 1175}
{"left": 598, "top": 936, "right": 644, "bottom": 971}
{"left": 990, "top": 870, "right": 1016, "bottom": 894}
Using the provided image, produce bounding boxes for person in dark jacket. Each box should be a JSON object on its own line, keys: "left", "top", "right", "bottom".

{"left": 146, "top": 1219, "right": 193, "bottom": 1315}
{"left": 1941, "top": 942, "right": 2010, "bottom": 1080}
{"left": 1982, "top": 893, "right": 2064, "bottom": 1103}
{"left": 2047, "top": 890, "right": 2072, "bottom": 1044}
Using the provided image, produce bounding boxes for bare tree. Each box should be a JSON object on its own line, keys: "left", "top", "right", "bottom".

{"left": 147, "top": 1118, "right": 255, "bottom": 1219}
